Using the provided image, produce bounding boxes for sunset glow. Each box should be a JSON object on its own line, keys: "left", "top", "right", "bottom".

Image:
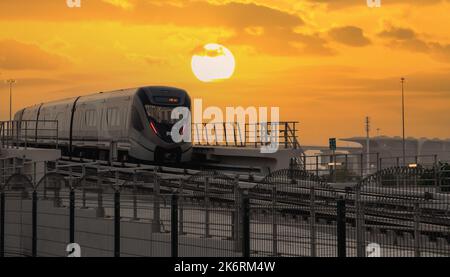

{"left": 1, "top": 0, "right": 450, "bottom": 145}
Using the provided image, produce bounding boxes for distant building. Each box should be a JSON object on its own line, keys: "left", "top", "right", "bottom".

{"left": 341, "top": 136, "right": 450, "bottom": 165}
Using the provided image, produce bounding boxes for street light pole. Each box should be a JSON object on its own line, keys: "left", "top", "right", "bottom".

{"left": 365, "top": 116, "right": 370, "bottom": 176}
{"left": 401, "top": 77, "right": 406, "bottom": 166}
{"left": 5, "top": 79, "right": 16, "bottom": 122}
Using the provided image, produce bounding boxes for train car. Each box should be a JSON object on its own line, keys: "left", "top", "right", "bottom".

{"left": 14, "top": 86, "right": 192, "bottom": 163}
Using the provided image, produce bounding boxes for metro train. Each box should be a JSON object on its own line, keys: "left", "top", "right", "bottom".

{"left": 13, "top": 86, "right": 193, "bottom": 163}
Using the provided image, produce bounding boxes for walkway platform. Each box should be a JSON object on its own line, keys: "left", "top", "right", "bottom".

{"left": 0, "top": 147, "right": 61, "bottom": 161}
{"left": 193, "top": 145, "right": 303, "bottom": 174}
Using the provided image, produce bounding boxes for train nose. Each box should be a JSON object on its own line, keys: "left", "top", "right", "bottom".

{"left": 154, "top": 146, "right": 182, "bottom": 163}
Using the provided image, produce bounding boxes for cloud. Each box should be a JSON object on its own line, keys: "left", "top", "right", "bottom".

{"left": 333, "top": 71, "right": 450, "bottom": 94}
{"left": 307, "top": 0, "right": 446, "bottom": 9}
{"left": 378, "top": 26, "right": 428, "bottom": 52}
{"left": 378, "top": 26, "right": 416, "bottom": 40}
{"left": 0, "top": 1, "right": 303, "bottom": 29}
{"left": 0, "top": 40, "right": 70, "bottom": 70}
{"left": 291, "top": 33, "right": 336, "bottom": 55}
{"left": 8, "top": 78, "right": 69, "bottom": 87}
{"left": 0, "top": 1, "right": 338, "bottom": 56}
{"left": 226, "top": 27, "right": 334, "bottom": 56}
{"left": 125, "top": 53, "right": 167, "bottom": 66}
{"left": 101, "top": 0, "right": 134, "bottom": 10}
{"left": 328, "top": 26, "right": 371, "bottom": 47}
{"left": 378, "top": 24, "right": 450, "bottom": 61}
{"left": 429, "top": 43, "right": 450, "bottom": 63}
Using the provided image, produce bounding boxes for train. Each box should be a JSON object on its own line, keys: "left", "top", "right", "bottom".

{"left": 13, "top": 86, "right": 193, "bottom": 163}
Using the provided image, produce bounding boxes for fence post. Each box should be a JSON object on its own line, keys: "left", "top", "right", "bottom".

{"left": 32, "top": 189, "right": 37, "bottom": 257}
{"left": 114, "top": 189, "right": 120, "bottom": 257}
{"left": 414, "top": 202, "right": 421, "bottom": 257}
{"left": 54, "top": 182, "right": 61, "bottom": 208}
{"left": 414, "top": 156, "right": 418, "bottom": 186}
{"left": 81, "top": 165, "right": 86, "bottom": 208}
{"left": 96, "top": 178, "right": 104, "bottom": 217}
{"left": 1, "top": 160, "right": 4, "bottom": 188}
{"left": 434, "top": 155, "right": 438, "bottom": 189}
{"left": 316, "top": 156, "right": 319, "bottom": 177}
{"left": 355, "top": 186, "right": 365, "bottom": 257}
{"left": 344, "top": 154, "right": 348, "bottom": 180}
{"left": 179, "top": 178, "right": 184, "bottom": 235}
{"left": 132, "top": 172, "right": 139, "bottom": 221}
{"left": 69, "top": 187, "right": 75, "bottom": 244}
{"left": 171, "top": 193, "right": 179, "bottom": 258}
{"left": 337, "top": 197, "right": 346, "bottom": 257}
{"left": 152, "top": 168, "right": 161, "bottom": 233}
{"left": 231, "top": 210, "right": 236, "bottom": 241}
{"left": 310, "top": 185, "right": 316, "bottom": 257}
{"left": 204, "top": 177, "right": 210, "bottom": 238}
{"left": 272, "top": 186, "right": 278, "bottom": 256}
{"left": 0, "top": 190, "right": 4, "bottom": 257}
{"left": 284, "top": 122, "right": 288, "bottom": 148}
{"left": 233, "top": 176, "right": 241, "bottom": 252}
{"left": 242, "top": 190, "right": 250, "bottom": 257}
{"left": 15, "top": 121, "right": 19, "bottom": 149}
{"left": 360, "top": 153, "right": 364, "bottom": 179}
{"left": 376, "top": 153, "right": 380, "bottom": 172}
{"left": 24, "top": 121, "right": 28, "bottom": 149}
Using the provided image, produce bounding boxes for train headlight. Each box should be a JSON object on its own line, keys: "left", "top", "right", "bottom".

{"left": 150, "top": 121, "right": 159, "bottom": 135}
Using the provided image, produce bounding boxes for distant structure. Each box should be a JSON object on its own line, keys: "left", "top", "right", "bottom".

{"left": 341, "top": 136, "right": 450, "bottom": 163}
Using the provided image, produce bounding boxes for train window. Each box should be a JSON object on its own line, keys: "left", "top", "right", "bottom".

{"left": 55, "top": 112, "right": 64, "bottom": 128}
{"left": 106, "top": 107, "right": 120, "bottom": 127}
{"left": 85, "top": 110, "right": 96, "bottom": 127}
{"left": 144, "top": 105, "right": 177, "bottom": 124}
{"left": 153, "top": 96, "right": 180, "bottom": 104}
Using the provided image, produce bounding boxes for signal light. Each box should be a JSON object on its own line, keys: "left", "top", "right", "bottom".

{"left": 150, "top": 121, "right": 158, "bottom": 135}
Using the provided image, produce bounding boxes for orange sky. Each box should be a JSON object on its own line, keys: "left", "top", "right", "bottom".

{"left": 1, "top": 0, "right": 449, "bottom": 145}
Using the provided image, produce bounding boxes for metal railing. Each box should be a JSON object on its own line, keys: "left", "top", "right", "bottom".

{"left": 192, "top": 122, "right": 300, "bottom": 149}
{"left": 0, "top": 120, "right": 59, "bottom": 150}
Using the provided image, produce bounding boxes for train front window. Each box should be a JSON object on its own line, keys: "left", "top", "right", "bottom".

{"left": 144, "top": 105, "right": 177, "bottom": 124}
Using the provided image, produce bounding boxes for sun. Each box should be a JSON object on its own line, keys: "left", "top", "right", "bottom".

{"left": 191, "top": 43, "right": 236, "bottom": 83}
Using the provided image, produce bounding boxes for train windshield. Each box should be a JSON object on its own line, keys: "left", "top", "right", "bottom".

{"left": 144, "top": 105, "right": 178, "bottom": 124}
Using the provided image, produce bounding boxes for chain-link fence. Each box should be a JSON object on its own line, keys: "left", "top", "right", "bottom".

{"left": 0, "top": 158, "right": 449, "bottom": 257}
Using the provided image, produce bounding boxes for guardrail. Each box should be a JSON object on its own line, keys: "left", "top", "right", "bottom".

{"left": 0, "top": 120, "right": 59, "bottom": 150}
{"left": 192, "top": 121, "right": 300, "bottom": 149}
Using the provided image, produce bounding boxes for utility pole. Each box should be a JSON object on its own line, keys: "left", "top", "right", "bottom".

{"left": 5, "top": 79, "right": 16, "bottom": 122}
{"left": 401, "top": 77, "right": 406, "bottom": 166}
{"left": 365, "top": 117, "right": 370, "bottom": 176}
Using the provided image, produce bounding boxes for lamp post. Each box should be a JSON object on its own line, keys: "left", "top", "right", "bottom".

{"left": 401, "top": 77, "right": 406, "bottom": 166}
{"left": 5, "top": 79, "right": 16, "bottom": 122}
{"left": 365, "top": 116, "right": 370, "bottom": 176}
